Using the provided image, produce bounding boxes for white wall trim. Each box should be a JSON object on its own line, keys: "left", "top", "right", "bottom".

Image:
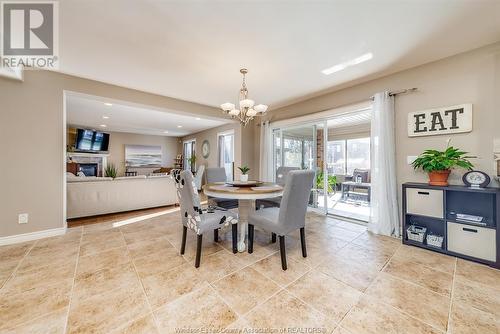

{"left": 0, "top": 227, "right": 67, "bottom": 246}
{"left": 0, "top": 66, "right": 24, "bottom": 81}
{"left": 217, "top": 129, "right": 235, "bottom": 137}
{"left": 63, "top": 90, "right": 68, "bottom": 229}
{"left": 271, "top": 101, "right": 371, "bottom": 130}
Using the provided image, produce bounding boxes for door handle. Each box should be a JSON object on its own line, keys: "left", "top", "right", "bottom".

{"left": 463, "top": 227, "right": 478, "bottom": 233}
{"left": 417, "top": 191, "right": 430, "bottom": 195}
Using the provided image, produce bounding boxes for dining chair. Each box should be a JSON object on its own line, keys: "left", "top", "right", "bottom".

{"left": 247, "top": 170, "right": 315, "bottom": 270}
{"left": 256, "top": 166, "right": 299, "bottom": 210}
{"left": 175, "top": 170, "right": 238, "bottom": 267}
{"left": 206, "top": 167, "right": 239, "bottom": 210}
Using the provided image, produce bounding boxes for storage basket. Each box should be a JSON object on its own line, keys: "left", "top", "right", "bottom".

{"left": 426, "top": 233, "right": 444, "bottom": 248}
{"left": 407, "top": 225, "right": 427, "bottom": 243}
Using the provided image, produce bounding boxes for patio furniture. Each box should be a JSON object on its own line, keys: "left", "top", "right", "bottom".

{"left": 341, "top": 181, "right": 371, "bottom": 202}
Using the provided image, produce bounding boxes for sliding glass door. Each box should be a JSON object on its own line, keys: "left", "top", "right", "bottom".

{"left": 270, "top": 108, "right": 372, "bottom": 221}
{"left": 325, "top": 111, "right": 371, "bottom": 221}
{"left": 272, "top": 123, "right": 324, "bottom": 210}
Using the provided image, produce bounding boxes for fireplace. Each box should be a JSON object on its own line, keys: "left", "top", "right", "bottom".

{"left": 79, "top": 163, "right": 98, "bottom": 177}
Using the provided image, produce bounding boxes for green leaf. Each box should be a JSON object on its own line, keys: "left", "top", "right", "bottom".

{"left": 412, "top": 145, "right": 474, "bottom": 172}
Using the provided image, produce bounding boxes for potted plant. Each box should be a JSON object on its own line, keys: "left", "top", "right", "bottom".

{"left": 316, "top": 171, "right": 337, "bottom": 194}
{"left": 238, "top": 165, "right": 250, "bottom": 182}
{"left": 412, "top": 145, "right": 474, "bottom": 186}
{"left": 105, "top": 163, "right": 118, "bottom": 179}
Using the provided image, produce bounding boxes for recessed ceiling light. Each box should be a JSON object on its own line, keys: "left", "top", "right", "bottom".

{"left": 163, "top": 130, "right": 169, "bottom": 134}
{"left": 321, "top": 52, "right": 373, "bottom": 75}
{"left": 177, "top": 125, "right": 183, "bottom": 128}
{"left": 100, "top": 124, "right": 107, "bottom": 128}
{"left": 195, "top": 117, "right": 201, "bottom": 120}
{"left": 104, "top": 102, "right": 113, "bottom": 106}
{"left": 102, "top": 115, "right": 110, "bottom": 119}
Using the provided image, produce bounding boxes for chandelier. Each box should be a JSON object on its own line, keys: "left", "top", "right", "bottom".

{"left": 220, "top": 68, "right": 268, "bottom": 126}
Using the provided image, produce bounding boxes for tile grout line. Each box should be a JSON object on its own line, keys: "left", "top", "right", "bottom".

{"left": 63, "top": 228, "right": 84, "bottom": 334}
{"left": 283, "top": 268, "right": 346, "bottom": 327}
{"left": 208, "top": 281, "right": 247, "bottom": 327}
{"left": 446, "top": 258, "right": 458, "bottom": 333}
{"left": 336, "top": 239, "right": 400, "bottom": 328}
{"left": 359, "top": 247, "right": 450, "bottom": 333}
{"left": 0, "top": 235, "right": 84, "bottom": 332}
{"left": 0, "top": 240, "right": 38, "bottom": 291}
{"left": 119, "top": 228, "right": 163, "bottom": 333}
{"left": 378, "top": 266, "right": 453, "bottom": 299}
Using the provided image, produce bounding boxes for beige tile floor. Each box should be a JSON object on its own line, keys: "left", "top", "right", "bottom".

{"left": 1, "top": 211, "right": 499, "bottom": 333}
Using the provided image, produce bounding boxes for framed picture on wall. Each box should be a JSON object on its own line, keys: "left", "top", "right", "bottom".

{"left": 125, "top": 145, "right": 162, "bottom": 167}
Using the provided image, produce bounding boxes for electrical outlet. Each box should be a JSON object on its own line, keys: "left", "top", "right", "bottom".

{"left": 18, "top": 213, "right": 28, "bottom": 224}
{"left": 407, "top": 156, "right": 417, "bottom": 165}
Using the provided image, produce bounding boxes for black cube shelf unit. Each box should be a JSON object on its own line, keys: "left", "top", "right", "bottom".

{"left": 402, "top": 182, "right": 499, "bottom": 269}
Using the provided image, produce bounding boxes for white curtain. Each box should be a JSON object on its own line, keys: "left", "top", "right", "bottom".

{"left": 259, "top": 121, "right": 272, "bottom": 182}
{"left": 369, "top": 91, "right": 400, "bottom": 237}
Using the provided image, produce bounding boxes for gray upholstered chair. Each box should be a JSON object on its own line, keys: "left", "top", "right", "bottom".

{"left": 248, "top": 170, "right": 315, "bottom": 270}
{"left": 206, "top": 167, "right": 238, "bottom": 210}
{"left": 256, "top": 166, "right": 300, "bottom": 210}
{"left": 175, "top": 170, "right": 238, "bottom": 267}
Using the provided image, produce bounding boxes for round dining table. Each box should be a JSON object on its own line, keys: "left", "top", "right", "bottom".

{"left": 203, "top": 182, "right": 284, "bottom": 252}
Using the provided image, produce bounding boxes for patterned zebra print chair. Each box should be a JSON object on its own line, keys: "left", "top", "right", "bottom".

{"left": 175, "top": 170, "right": 238, "bottom": 267}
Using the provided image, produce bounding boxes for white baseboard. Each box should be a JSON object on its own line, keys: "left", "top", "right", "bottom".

{"left": 0, "top": 227, "right": 67, "bottom": 246}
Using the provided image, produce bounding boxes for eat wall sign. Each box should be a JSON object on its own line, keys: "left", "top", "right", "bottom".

{"left": 408, "top": 104, "right": 472, "bottom": 137}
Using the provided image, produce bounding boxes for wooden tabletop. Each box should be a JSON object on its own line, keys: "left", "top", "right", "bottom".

{"left": 203, "top": 182, "right": 284, "bottom": 200}
{"left": 203, "top": 182, "right": 283, "bottom": 194}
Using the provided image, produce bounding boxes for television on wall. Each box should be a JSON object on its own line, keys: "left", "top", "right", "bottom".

{"left": 74, "top": 129, "right": 110, "bottom": 152}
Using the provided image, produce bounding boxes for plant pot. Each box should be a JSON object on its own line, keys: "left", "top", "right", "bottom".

{"left": 240, "top": 174, "right": 248, "bottom": 182}
{"left": 428, "top": 170, "right": 451, "bottom": 186}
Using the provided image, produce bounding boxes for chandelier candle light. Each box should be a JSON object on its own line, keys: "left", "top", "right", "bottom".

{"left": 220, "top": 68, "right": 268, "bottom": 126}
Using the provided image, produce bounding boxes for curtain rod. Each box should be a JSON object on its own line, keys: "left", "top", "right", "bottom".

{"left": 257, "top": 87, "right": 418, "bottom": 125}
{"left": 370, "top": 87, "right": 418, "bottom": 100}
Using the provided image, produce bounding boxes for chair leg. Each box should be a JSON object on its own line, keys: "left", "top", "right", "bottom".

{"left": 180, "top": 226, "right": 187, "bottom": 255}
{"left": 300, "top": 227, "right": 307, "bottom": 258}
{"left": 248, "top": 224, "right": 254, "bottom": 254}
{"left": 271, "top": 233, "right": 276, "bottom": 243}
{"left": 214, "top": 229, "right": 219, "bottom": 242}
{"left": 232, "top": 223, "right": 238, "bottom": 254}
{"left": 195, "top": 234, "right": 203, "bottom": 268}
{"left": 279, "top": 235, "right": 287, "bottom": 271}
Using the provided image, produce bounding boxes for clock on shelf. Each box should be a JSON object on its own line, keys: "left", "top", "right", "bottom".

{"left": 462, "top": 170, "right": 490, "bottom": 188}
{"left": 201, "top": 140, "right": 210, "bottom": 159}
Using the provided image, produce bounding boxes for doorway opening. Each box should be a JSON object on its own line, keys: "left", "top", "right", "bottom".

{"left": 183, "top": 139, "right": 196, "bottom": 172}
{"left": 218, "top": 130, "right": 235, "bottom": 181}
{"left": 271, "top": 108, "right": 371, "bottom": 222}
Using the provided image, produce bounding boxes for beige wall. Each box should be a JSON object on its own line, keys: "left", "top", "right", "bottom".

{"left": 260, "top": 42, "right": 500, "bottom": 211}
{"left": 106, "top": 132, "right": 179, "bottom": 176}
{"left": 67, "top": 128, "right": 180, "bottom": 176}
{"left": 181, "top": 121, "right": 258, "bottom": 181}
{"left": 182, "top": 122, "right": 243, "bottom": 180}
{"left": 0, "top": 70, "right": 220, "bottom": 238}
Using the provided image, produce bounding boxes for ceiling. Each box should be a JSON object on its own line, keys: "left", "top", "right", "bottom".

{"left": 66, "top": 93, "right": 229, "bottom": 137}
{"left": 58, "top": 1, "right": 500, "bottom": 110}
{"left": 327, "top": 109, "right": 371, "bottom": 129}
